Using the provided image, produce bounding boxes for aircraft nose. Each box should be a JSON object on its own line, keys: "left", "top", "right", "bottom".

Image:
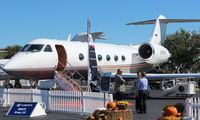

{"left": 3, "top": 60, "right": 17, "bottom": 72}
{"left": 3, "top": 55, "right": 26, "bottom": 72}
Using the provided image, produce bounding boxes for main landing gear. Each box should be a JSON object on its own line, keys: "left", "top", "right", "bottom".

{"left": 4, "top": 79, "right": 22, "bottom": 89}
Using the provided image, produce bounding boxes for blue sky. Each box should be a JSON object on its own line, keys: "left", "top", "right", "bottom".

{"left": 1, "top": 0, "right": 200, "bottom": 48}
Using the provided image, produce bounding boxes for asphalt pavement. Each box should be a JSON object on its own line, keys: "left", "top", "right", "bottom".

{"left": 0, "top": 99, "right": 185, "bottom": 120}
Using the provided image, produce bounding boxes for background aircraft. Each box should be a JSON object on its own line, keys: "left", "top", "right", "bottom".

{"left": 0, "top": 59, "right": 11, "bottom": 80}
{"left": 1, "top": 15, "right": 200, "bottom": 89}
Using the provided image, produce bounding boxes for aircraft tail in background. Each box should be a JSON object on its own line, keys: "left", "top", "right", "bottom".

{"left": 127, "top": 15, "right": 200, "bottom": 44}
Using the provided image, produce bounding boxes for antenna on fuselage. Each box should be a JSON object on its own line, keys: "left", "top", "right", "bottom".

{"left": 66, "top": 34, "right": 71, "bottom": 41}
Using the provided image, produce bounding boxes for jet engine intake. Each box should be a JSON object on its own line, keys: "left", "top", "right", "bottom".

{"left": 138, "top": 43, "right": 170, "bottom": 64}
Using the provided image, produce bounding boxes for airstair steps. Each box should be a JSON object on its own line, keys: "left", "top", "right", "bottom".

{"left": 54, "top": 71, "right": 81, "bottom": 91}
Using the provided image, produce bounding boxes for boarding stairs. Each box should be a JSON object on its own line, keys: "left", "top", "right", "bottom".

{"left": 54, "top": 61, "right": 84, "bottom": 91}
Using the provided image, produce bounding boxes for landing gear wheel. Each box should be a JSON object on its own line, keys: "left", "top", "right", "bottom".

{"left": 14, "top": 83, "right": 22, "bottom": 88}
{"left": 5, "top": 83, "right": 13, "bottom": 89}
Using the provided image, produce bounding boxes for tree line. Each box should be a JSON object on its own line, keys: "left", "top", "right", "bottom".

{"left": 161, "top": 29, "right": 200, "bottom": 73}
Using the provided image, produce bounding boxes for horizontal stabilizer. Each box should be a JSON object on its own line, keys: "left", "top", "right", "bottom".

{"left": 71, "top": 32, "right": 106, "bottom": 42}
{"left": 127, "top": 19, "right": 200, "bottom": 25}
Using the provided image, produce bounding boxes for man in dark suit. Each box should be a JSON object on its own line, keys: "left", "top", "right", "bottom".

{"left": 114, "top": 69, "right": 126, "bottom": 101}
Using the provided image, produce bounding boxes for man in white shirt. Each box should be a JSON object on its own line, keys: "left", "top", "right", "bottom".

{"left": 138, "top": 72, "right": 148, "bottom": 114}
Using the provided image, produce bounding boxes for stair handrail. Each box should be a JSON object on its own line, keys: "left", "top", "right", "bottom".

{"left": 57, "top": 60, "right": 85, "bottom": 80}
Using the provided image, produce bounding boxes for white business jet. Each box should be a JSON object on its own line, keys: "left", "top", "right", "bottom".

{"left": 2, "top": 15, "right": 200, "bottom": 88}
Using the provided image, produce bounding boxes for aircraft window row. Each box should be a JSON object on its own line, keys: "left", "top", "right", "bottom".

{"left": 122, "top": 55, "right": 126, "bottom": 61}
{"left": 114, "top": 55, "right": 118, "bottom": 61}
{"left": 44, "top": 45, "right": 53, "bottom": 52}
{"left": 98, "top": 55, "right": 102, "bottom": 61}
{"left": 20, "top": 44, "right": 44, "bottom": 52}
{"left": 106, "top": 55, "right": 111, "bottom": 61}
{"left": 79, "top": 53, "right": 126, "bottom": 62}
{"left": 79, "top": 53, "right": 84, "bottom": 60}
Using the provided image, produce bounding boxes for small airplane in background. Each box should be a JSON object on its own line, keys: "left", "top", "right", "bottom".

{"left": 0, "top": 59, "right": 12, "bottom": 80}
{"left": 0, "top": 59, "right": 10, "bottom": 80}
{"left": 1, "top": 15, "right": 200, "bottom": 88}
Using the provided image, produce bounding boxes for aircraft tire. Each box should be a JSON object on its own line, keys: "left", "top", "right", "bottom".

{"left": 14, "top": 83, "right": 22, "bottom": 88}
{"left": 5, "top": 83, "right": 13, "bottom": 89}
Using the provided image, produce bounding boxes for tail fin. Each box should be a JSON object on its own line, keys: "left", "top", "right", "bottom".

{"left": 127, "top": 15, "right": 200, "bottom": 44}
{"left": 150, "top": 15, "right": 167, "bottom": 44}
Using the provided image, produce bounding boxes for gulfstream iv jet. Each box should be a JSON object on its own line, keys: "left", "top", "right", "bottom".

{"left": 2, "top": 15, "right": 200, "bottom": 88}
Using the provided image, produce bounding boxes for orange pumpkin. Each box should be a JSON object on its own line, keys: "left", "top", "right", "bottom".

{"left": 106, "top": 102, "right": 116, "bottom": 110}
{"left": 87, "top": 115, "right": 95, "bottom": 120}
{"left": 117, "top": 117, "right": 123, "bottom": 120}
{"left": 165, "top": 106, "right": 178, "bottom": 116}
{"left": 176, "top": 112, "right": 181, "bottom": 117}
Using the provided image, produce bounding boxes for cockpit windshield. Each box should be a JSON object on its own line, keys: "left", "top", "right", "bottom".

{"left": 20, "top": 44, "right": 44, "bottom": 52}
{"left": 20, "top": 44, "right": 30, "bottom": 52}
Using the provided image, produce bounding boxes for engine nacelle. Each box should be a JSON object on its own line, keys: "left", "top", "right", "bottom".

{"left": 138, "top": 42, "right": 170, "bottom": 64}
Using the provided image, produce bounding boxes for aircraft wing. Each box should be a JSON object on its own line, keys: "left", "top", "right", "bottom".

{"left": 102, "top": 72, "right": 200, "bottom": 80}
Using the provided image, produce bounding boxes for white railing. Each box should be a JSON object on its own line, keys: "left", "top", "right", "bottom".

{"left": 186, "top": 97, "right": 200, "bottom": 120}
{"left": 48, "top": 90, "right": 83, "bottom": 113}
{"left": 0, "top": 88, "right": 112, "bottom": 114}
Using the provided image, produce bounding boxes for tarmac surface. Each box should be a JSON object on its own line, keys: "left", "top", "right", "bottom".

{"left": 0, "top": 99, "right": 185, "bottom": 120}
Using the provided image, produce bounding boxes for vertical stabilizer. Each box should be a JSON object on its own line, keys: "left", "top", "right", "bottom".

{"left": 150, "top": 15, "right": 167, "bottom": 44}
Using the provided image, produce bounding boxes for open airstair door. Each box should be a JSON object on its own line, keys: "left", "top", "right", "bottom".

{"left": 54, "top": 45, "right": 81, "bottom": 91}
{"left": 55, "top": 45, "right": 67, "bottom": 71}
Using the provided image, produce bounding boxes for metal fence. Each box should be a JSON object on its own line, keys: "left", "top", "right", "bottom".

{"left": 186, "top": 97, "right": 200, "bottom": 120}
{"left": 0, "top": 88, "right": 113, "bottom": 114}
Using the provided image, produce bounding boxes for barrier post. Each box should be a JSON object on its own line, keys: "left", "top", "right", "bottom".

{"left": 186, "top": 98, "right": 192, "bottom": 117}
{"left": 104, "top": 92, "right": 106, "bottom": 108}
{"left": 198, "top": 98, "right": 200, "bottom": 120}
{"left": 81, "top": 91, "right": 84, "bottom": 114}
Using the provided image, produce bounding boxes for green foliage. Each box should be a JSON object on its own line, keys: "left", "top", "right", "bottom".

{"left": 0, "top": 52, "right": 7, "bottom": 59}
{"left": 161, "top": 29, "right": 200, "bottom": 73}
{"left": 4, "top": 45, "right": 22, "bottom": 59}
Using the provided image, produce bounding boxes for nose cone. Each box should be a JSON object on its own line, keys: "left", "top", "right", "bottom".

{"left": 3, "top": 57, "right": 25, "bottom": 72}
{"left": 2, "top": 52, "right": 32, "bottom": 75}
{"left": 3, "top": 52, "right": 56, "bottom": 79}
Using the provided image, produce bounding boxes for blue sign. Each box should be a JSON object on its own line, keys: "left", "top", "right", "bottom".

{"left": 7, "top": 102, "right": 37, "bottom": 117}
{"left": 100, "top": 72, "right": 112, "bottom": 92}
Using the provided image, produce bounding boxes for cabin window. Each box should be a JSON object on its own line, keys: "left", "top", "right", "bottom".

{"left": 44, "top": 45, "right": 53, "bottom": 52}
{"left": 20, "top": 44, "right": 30, "bottom": 52}
{"left": 121, "top": 55, "right": 126, "bottom": 61}
{"left": 114, "top": 55, "right": 118, "bottom": 61}
{"left": 26, "top": 44, "right": 44, "bottom": 52}
{"left": 98, "top": 54, "right": 102, "bottom": 61}
{"left": 106, "top": 55, "right": 111, "bottom": 61}
{"left": 79, "top": 53, "right": 84, "bottom": 61}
